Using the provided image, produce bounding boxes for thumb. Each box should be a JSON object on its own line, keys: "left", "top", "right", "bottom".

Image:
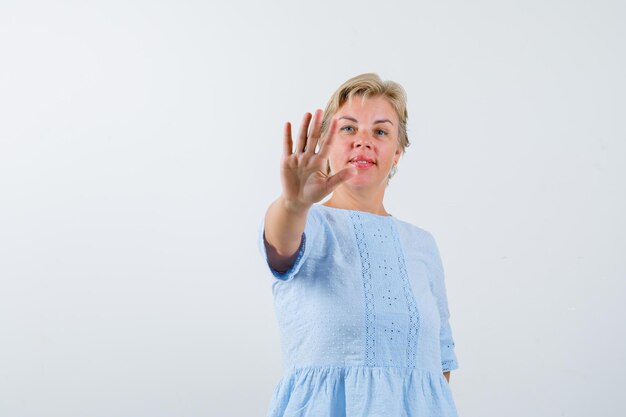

{"left": 326, "top": 165, "right": 358, "bottom": 192}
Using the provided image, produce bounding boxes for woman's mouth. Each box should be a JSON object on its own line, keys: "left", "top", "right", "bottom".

{"left": 350, "top": 157, "right": 376, "bottom": 169}
{"left": 351, "top": 160, "right": 374, "bottom": 168}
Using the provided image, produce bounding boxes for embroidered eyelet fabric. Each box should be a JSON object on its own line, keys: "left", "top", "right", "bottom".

{"left": 258, "top": 204, "right": 459, "bottom": 417}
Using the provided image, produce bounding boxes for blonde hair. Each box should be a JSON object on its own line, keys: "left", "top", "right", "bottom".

{"left": 320, "top": 73, "right": 410, "bottom": 153}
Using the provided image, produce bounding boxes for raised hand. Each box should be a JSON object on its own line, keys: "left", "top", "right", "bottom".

{"left": 280, "top": 109, "right": 357, "bottom": 212}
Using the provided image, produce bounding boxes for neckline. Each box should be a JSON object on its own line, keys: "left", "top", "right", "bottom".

{"left": 317, "top": 204, "right": 394, "bottom": 218}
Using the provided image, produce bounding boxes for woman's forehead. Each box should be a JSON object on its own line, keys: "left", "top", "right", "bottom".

{"left": 335, "top": 96, "right": 399, "bottom": 122}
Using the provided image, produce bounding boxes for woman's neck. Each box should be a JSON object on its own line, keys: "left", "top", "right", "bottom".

{"left": 322, "top": 188, "right": 389, "bottom": 216}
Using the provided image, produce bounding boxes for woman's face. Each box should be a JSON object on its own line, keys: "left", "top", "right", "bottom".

{"left": 327, "top": 95, "right": 402, "bottom": 190}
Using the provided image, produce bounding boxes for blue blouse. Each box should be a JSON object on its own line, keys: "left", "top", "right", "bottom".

{"left": 258, "top": 204, "right": 460, "bottom": 417}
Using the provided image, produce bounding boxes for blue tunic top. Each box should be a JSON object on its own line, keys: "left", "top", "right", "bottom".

{"left": 257, "top": 204, "right": 460, "bottom": 417}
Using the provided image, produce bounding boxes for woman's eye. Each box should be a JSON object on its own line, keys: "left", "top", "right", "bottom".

{"left": 375, "top": 129, "right": 387, "bottom": 136}
{"left": 340, "top": 126, "right": 354, "bottom": 133}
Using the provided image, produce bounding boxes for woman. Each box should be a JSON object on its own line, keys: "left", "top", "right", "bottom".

{"left": 258, "top": 73, "right": 460, "bottom": 417}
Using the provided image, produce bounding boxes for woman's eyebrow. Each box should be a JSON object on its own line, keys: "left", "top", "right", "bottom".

{"left": 338, "top": 116, "right": 394, "bottom": 125}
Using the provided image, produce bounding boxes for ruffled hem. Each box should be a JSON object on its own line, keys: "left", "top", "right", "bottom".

{"left": 267, "top": 365, "right": 458, "bottom": 417}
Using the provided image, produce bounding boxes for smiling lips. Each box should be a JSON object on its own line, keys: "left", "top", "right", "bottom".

{"left": 349, "top": 155, "right": 376, "bottom": 169}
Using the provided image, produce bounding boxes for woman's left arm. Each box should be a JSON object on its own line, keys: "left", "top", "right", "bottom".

{"left": 426, "top": 232, "right": 460, "bottom": 374}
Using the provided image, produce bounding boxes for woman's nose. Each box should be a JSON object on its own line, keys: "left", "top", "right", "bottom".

{"left": 353, "top": 132, "right": 372, "bottom": 148}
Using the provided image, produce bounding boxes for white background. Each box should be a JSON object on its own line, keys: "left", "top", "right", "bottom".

{"left": 1, "top": 1, "right": 624, "bottom": 416}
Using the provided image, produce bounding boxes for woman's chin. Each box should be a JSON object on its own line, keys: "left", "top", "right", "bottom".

{"left": 345, "top": 173, "right": 382, "bottom": 189}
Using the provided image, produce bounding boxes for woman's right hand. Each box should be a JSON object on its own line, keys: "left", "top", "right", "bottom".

{"left": 280, "top": 109, "right": 357, "bottom": 213}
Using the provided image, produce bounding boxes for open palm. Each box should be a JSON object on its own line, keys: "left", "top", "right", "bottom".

{"left": 280, "top": 109, "right": 356, "bottom": 211}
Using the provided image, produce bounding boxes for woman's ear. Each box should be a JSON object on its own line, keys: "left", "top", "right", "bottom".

{"left": 394, "top": 148, "right": 402, "bottom": 165}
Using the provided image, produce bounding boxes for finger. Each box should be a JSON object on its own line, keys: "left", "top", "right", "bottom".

{"left": 326, "top": 165, "right": 358, "bottom": 192}
{"left": 296, "top": 112, "right": 312, "bottom": 154}
{"left": 305, "top": 109, "right": 323, "bottom": 154}
{"left": 283, "top": 122, "right": 293, "bottom": 157}
{"left": 318, "top": 118, "right": 337, "bottom": 159}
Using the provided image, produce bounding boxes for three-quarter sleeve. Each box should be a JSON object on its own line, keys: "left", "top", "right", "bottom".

{"left": 425, "top": 231, "right": 459, "bottom": 372}
{"left": 257, "top": 206, "right": 320, "bottom": 282}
